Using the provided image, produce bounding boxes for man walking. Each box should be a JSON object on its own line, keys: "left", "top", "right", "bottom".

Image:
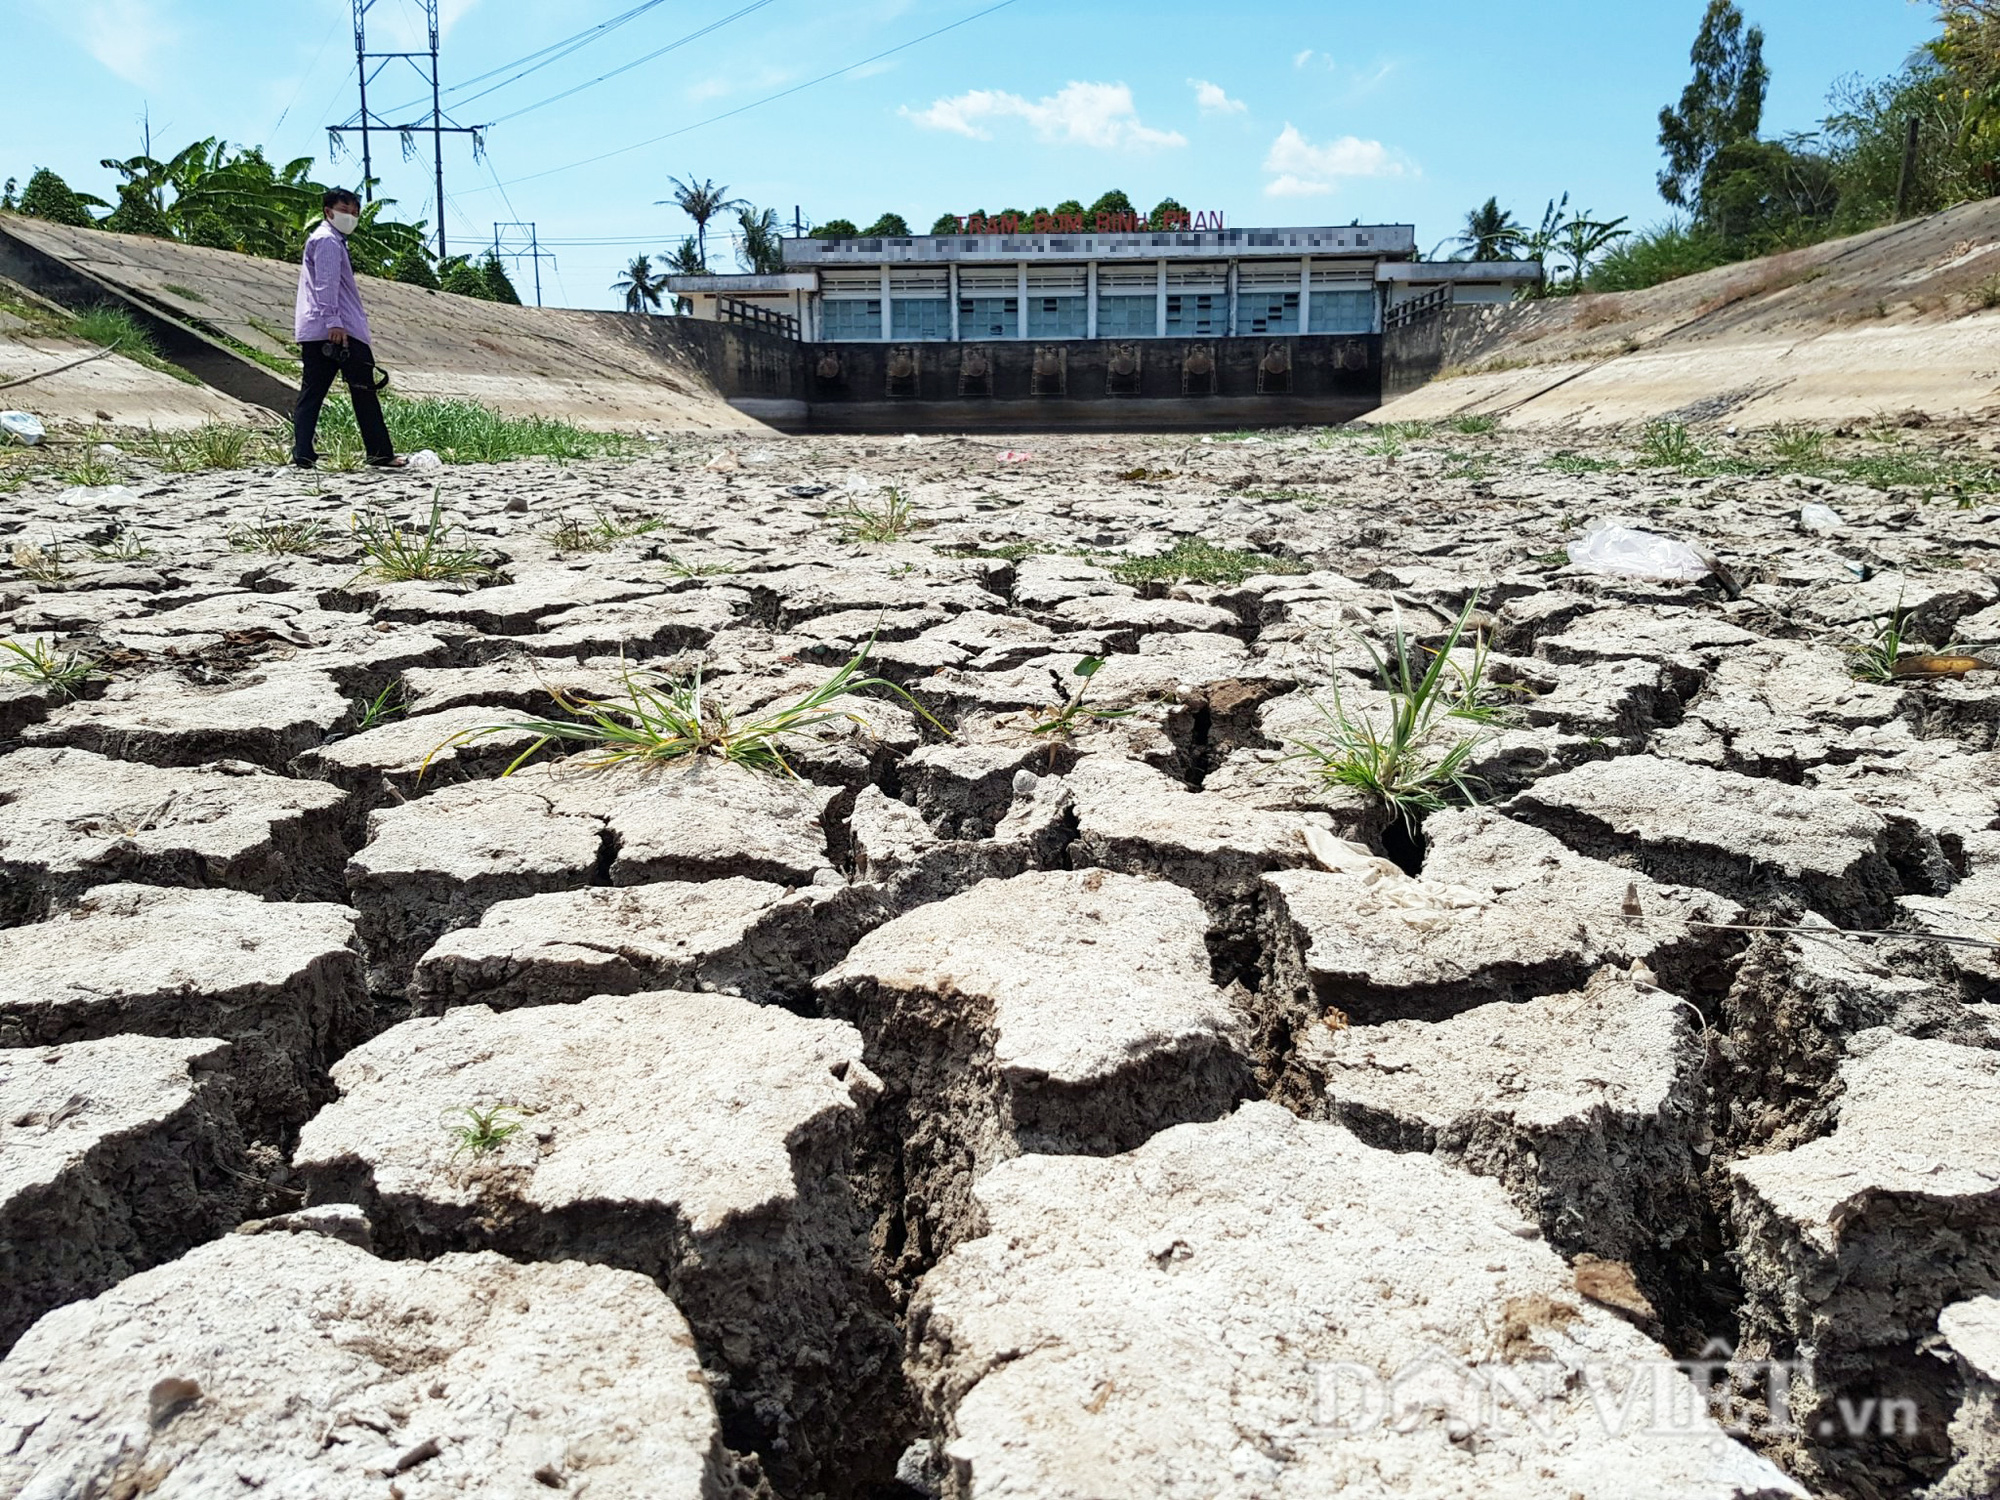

{"left": 292, "top": 188, "right": 404, "bottom": 469}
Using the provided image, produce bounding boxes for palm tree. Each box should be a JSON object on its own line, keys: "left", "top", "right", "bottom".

{"left": 1456, "top": 198, "right": 1527, "bottom": 261}
{"left": 659, "top": 174, "right": 745, "bottom": 267}
{"left": 1555, "top": 211, "right": 1632, "bottom": 289}
{"left": 664, "top": 238, "right": 705, "bottom": 314}
{"left": 613, "top": 254, "right": 665, "bottom": 314}
{"left": 735, "top": 206, "right": 783, "bottom": 274}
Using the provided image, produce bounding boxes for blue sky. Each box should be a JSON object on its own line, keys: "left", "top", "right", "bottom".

{"left": 6, "top": 0, "right": 1941, "bottom": 309}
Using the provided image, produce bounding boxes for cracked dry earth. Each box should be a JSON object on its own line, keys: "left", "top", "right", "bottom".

{"left": 8, "top": 423, "right": 2000, "bottom": 1499}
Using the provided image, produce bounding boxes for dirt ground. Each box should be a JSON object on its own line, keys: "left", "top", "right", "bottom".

{"left": 6, "top": 418, "right": 2000, "bottom": 1499}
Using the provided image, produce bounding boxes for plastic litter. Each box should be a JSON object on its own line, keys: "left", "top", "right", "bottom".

{"left": 1, "top": 412, "right": 46, "bottom": 446}
{"left": 998, "top": 450, "right": 1033, "bottom": 463}
{"left": 406, "top": 449, "right": 443, "bottom": 472}
{"left": 57, "top": 484, "right": 137, "bottom": 507}
{"left": 94, "top": 443, "right": 122, "bottom": 457}
{"left": 704, "top": 449, "right": 741, "bottom": 472}
{"left": 1565, "top": 521, "right": 1712, "bottom": 582}
{"left": 1800, "top": 502, "right": 1843, "bottom": 533}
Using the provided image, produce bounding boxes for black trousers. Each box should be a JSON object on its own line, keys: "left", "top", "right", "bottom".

{"left": 292, "top": 338, "right": 395, "bottom": 465}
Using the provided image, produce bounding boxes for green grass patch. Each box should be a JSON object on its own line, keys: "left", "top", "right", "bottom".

{"left": 1111, "top": 537, "right": 1304, "bottom": 588}
{"left": 1542, "top": 451, "right": 1621, "bottom": 475}
{"left": 1444, "top": 414, "right": 1501, "bottom": 435}
{"left": 66, "top": 304, "right": 199, "bottom": 386}
{"left": 937, "top": 541, "right": 1047, "bottom": 562}
{"left": 312, "top": 395, "right": 635, "bottom": 465}
{"left": 160, "top": 283, "right": 207, "bottom": 303}
{"left": 215, "top": 328, "right": 302, "bottom": 378}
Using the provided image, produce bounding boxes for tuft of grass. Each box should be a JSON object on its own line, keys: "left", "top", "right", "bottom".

{"left": 1974, "top": 274, "right": 2000, "bottom": 312}
{"left": 0, "top": 637, "right": 98, "bottom": 697}
{"left": 10, "top": 540, "right": 70, "bottom": 584}
{"left": 1637, "top": 420, "right": 1707, "bottom": 470}
{"left": 160, "top": 283, "right": 207, "bottom": 303}
{"left": 1026, "top": 655, "right": 1133, "bottom": 738}
{"left": 444, "top": 1103, "right": 525, "bottom": 1160}
{"left": 1543, "top": 451, "right": 1620, "bottom": 475}
{"left": 937, "top": 541, "right": 1047, "bottom": 562}
{"left": 353, "top": 682, "right": 407, "bottom": 732}
{"left": 1110, "top": 536, "right": 1304, "bottom": 588}
{"left": 830, "top": 487, "right": 920, "bottom": 544}
{"left": 541, "top": 507, "right": 664, "bottom": 554}
{"left": 1285, "top": 596, "right": 1492, "bottom": 831}
{"left": 1843, "top": 603, "right": 1915, "bottom": 683}
{"left": 69, "top": 305, "right": 157, "bottom": 356}
{"left": 52, "top": 446, "right": 121, "bottom": 488}
{"left": 661, "top": 554, "right": 733, "bottom": 579}
{"left": 1445, "top": 413, "right": 1501, "bottom": 435}
{"left": 154, "top": 423, "right": 271, "bottom": 472}
{"left": 1769, "top": 425, "right": 1828, "bottom": 467}
{"left": 352, "top": 492, "right": 492, "bottom": 584}
{"left": 229, "top": 513, "right": 328, "bottom": 555}
{"left": 444, "top": 636, "right": 947, "bottom": 779}
{"left": 87, "top": 526, "right": 152, "bottom": 562}
{"left": 312, "top": 394, "right": 634, "bottom": 465}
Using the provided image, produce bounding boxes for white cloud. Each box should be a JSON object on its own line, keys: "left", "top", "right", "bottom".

{"left": 1292, "top": 48, "right": 1316, "bottom": 69}
{"left": 33, "top": 0, "right": 177, "bottom": 85}
{"left": 1188, "top": 78, "right": 1245, "bottom": 116}
{"left": 1260, "top": 123, "right": 1409, "bottom": 196}
{"left": 902, "top": 81, "right": 1185, "bottom": 149}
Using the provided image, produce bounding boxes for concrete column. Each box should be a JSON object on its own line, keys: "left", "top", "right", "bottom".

{"left": 1299, "top": 256, "right": 1312, "bottom": 335}
{"left": 1226, "top": 260, "right": 1238, "bottom": 338}
{"left": 1017, "top": 261, "right": 1028, "bottom": 339}
{"left": 1155, "top": 258, "right": 1167, "bottom": 339}
{"left": 949, "top": 263, "right": 960, "bottom": 342}
{"left": 1086, "top": 260, "right": 1098, "bottom": 340}
{"left": 879, "top": 264, "right": 892, "bottom": 341}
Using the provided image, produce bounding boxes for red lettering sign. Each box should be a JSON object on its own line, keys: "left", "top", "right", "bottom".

{"left": 949, "top": 208, "right": 1224, "bottom": 235}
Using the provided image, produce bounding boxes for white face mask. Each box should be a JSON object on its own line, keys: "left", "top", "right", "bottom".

{"left": 328, "top": 210, "right": 360, "bottom": 235}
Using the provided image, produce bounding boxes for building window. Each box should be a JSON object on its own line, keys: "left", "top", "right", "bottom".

{"left": 1027, "top": 295, "right": 1086, "bottom": 338}
{"left": 891, "top": 298, "right": 951, "bottom": 339}
{"left": 822, "top": 299, "right": 882, "bottom": 340}
{"left": 1164, "top": 292, "right": 1226, "bottom": 337}
{"left": 958, "top": 296, "right": 1019, "bottom": 339}
{"left": 1310, "top": 288, "right": 1375, "bottom": 333}
{"left": 1242, "top": 291, "right": 1300, "bottom": 335}
{"left": 1096, "top": 294, "right": 1157, "bottom": 337}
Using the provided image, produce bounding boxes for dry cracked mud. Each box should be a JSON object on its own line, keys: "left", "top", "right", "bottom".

{"left": 4, "top": 419, "right": 2000, "bottom": 1497}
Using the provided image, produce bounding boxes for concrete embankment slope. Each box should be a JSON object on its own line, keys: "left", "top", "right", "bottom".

{"left": 0, "top": 214, "right": 768, "bottom": 433}
{"left": 1372, "top": 198, "right": 2000, "bottom": 430}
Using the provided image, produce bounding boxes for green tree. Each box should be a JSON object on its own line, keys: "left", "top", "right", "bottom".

{"left": 660, "top": 174, "right": 746, "bottom": 266}
{"left": 928, "top": 213, "right": 960, "bottom": 233}
{"left": 1148, "top": 196, "right": 1189, "bottom": 229}
{"left": 1087, "top": 189, "right": 1135, "bottom": 221}
{"left": 103, "top": 182, "right": 173, "bottom": 237}
{"left": 813, "top": 218, "right": 861, "bottom": 239}
{"left": 439, "top": 255, "right": 487, "bottom": 298}
{"left": 1553, "top": 210, "right": 1631, "bottom": 289}
{"left": 1052, "top": 198, "right": 1085, "bottom": 217}
{"left": 665, "top": 237, "right": 704, "bottom": 313}
{"left": 391, "top": 246, "right": 439, "bottom": 289}
{"left": 613, "top": 254, "right": 665, "bottom": 314}
{"left": 1455, "top": 197, "right": 1526, "bottom": 260}
{"left": 736, "top": 206, "right": 784, "bottom": 273}
{"left": 861, "top": 212, "right": 910, "bottom": 236}
{"left": 18, "top": 168, "right": 96, "bottom": 226}
{"left": 479, "top": 252, "right": 522, "bottom": 304}
{"left": 1658, "top": 1, "right": 1769, "bottom": 208}
{"left": 1699, "top": 137, "right": 1837, "bottom": 245}
{"left": 1, "top": 179, "right": 16, "bottom": 210}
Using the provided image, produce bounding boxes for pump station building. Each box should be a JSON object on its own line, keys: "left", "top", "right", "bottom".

{"left": 665, "top": 221, "right": 1541, "bottom": 430}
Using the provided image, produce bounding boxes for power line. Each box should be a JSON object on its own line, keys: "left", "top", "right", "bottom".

{"left": 487, "top": 0, "right": 781, "bottom": 125}
{"left": 460, "top": 0, "right": 1023, "bottom": 195}
{"left": 374, "top": 0, "right": 679, "bottom": 117}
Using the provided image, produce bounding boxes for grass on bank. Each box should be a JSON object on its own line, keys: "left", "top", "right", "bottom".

{"left": 351, "top": 493, "right": 491, "bottom": 584}
{"left": 65, "top": 305, "right": 200, "bottom": 386}
{"left": 442, "top": 637, "right": 946, "bottom": 779}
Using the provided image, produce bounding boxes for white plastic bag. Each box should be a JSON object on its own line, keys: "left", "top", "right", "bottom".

{"left": 1799, "top": 502, "right": 1843, "bottom": 533}
{"left": 1565, "top": 522, "right": 1711, "bottom": 582}
{"left": 57, "top": 484, "right": 137, "bottom": 507}
{"left": 406, "top": 449, "right": 443, "bottom": 472}
{"left": 1, "top": 412, "right": 45, "bottom": 446}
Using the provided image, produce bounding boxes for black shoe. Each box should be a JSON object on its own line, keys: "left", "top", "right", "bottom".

{"left": 291, "top": 458, "right": 318, "bottom": 470}
{"left": 365, "top": 456, "right": 409, "bottom": 469}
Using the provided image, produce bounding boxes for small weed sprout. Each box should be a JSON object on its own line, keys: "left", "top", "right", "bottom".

{"left": 1027, "top": 655, "right": 1134, "bottom": 738}
{"left": 444, "top": 636, "right": 946, "bottom": 778}
{"left": 662, "top": 554, "right": 733, "bottom": 579}
{"left": 1110, "top": 537, "right": 1303, "bottom": 588}
{"left": 11, "top": 541, "right": 70, "bottom": 584}
{"left": 1974, "top": 274, "right": 2000, "bottom": 312}
{"left": 1544, "top": 451, "right": 1620, "bottom": 476}
{"left": 229, "top": 513, "right": 328, "bottom": 555}
{"left": 444, "top": 1103, "right": 525, "bottom": 1160}
{"left": 352, "top": 491, "right": 491, "bottom": 584}
{"left": 158, "top": 424, "right": 267, "bottom": 473}
{"left": 1843, "top": 601, "right": 1922, "bottom": 683}
{"left": 830, "top": 487, "right": 920, "bottom": 543}
{"left": 1286, "top": 597, "right": 1492, "bottom": 830}
{"left": 1769, "top": 425, "right": 1828, "bottom": 467}
{"left": 1445, "top": 413, "right": 1501, "bottom": 435}
{"left": 542, "top": 507, "right": 664, "bottom": 553}
{"left": 353, "top": 683, "right": 407, "bottom": 732}
{"left": 0, "top": 637, "right": 99, "bottom": 698}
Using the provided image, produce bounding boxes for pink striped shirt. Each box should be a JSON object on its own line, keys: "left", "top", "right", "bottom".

{"left": 294, "top": 221, "right": 373, "bottom": 345}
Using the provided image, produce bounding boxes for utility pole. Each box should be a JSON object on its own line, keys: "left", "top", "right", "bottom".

{"left": 490, "top": 222, "right": 556, "bottom": 307}
{"left": 1893, "top": 115, "right": 1920, "bottom": 222}
{"left": 329, "top": 0, "right": 487, "bottom": 259}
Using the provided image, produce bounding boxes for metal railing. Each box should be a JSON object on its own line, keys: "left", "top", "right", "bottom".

{"left": 1384, "top": 284, "right": 1453, "bottom": 330}
{"left": 718, "top": 297, "right": 799, "bottom": 340}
